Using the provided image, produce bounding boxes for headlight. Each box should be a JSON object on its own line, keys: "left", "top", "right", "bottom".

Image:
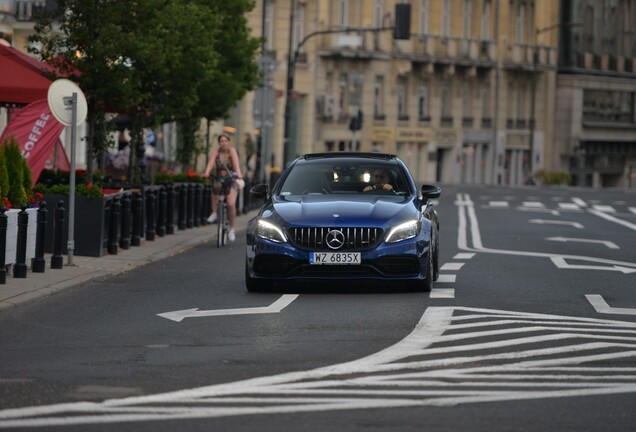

{"left": 385, "top": 220, "right": 420, "bottom": 243}
{"left": 257, "top": 220, "right": 287, "bottom": 243}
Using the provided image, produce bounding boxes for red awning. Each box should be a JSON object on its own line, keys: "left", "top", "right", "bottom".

{"left": 0, "top": 45, "right": 55, "bottom": 105}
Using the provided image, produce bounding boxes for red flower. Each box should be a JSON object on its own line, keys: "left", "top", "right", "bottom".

{"left": 35, "top": 192, "right": 44, "bottom": 199}
{"left": 86, "top": 183, "right": 93, "bottom": 189}
{"left": 29, "top": 197, "right": 35, "bottom": 203}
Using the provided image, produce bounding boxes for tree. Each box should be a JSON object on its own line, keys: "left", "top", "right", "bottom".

{"left": 29, "top": 0, "right": 261, "bottom": 181}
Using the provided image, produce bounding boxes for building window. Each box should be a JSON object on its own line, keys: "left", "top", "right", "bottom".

{"left": 398, "top": 77, "right": 408, "bottom": 119}
{"left": 338, "top": 74, "right": 348, "bottom": 117}
{"left": 441, "top": 78, "right": 453, "bottom": 119}
{"left": 418, "top": 82, "right": 429, "bottom": 119}
{"left": 515, "top": 2, "right": 526, "bottom": 44}
{"left": 373, "top": 0, "right": 383, "bottom": 28}
{"left": 463, "top": 0, "right": 472, "bottom": 39}
{"left": 442, "top": 0, "right": 451, "bottom": 37}
{"left": 338, "top": 0, "right": 348, "bottom": 27}
{"left": 516, "top": 82, "right": 526, "bottom": 121}
{"left": 374, "top": 76, "right": 384, "bottom": 118}
{"left": 583, "top": 89, "right": 635, "bottom": 124}
{"left": 418, "top": 0, "right": 429, "bottom": 36}
{"left": 481, "top": 81, "right": 491, "bottom": 119}
{"left": 264, "top": 0, "right": 274, "bottom": 51}
{"left": 462, "top": 82, "right": 473, "bottom": 118}
{"left": 294, "top": 3, "right": 305, "bottom": 51}
{"left": 481, "top": 0, "right": 491, "bottom": 40}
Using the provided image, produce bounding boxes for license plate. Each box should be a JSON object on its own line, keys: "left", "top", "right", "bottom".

{"left": 309, "top": 252, "right": 361, "bottom": 265}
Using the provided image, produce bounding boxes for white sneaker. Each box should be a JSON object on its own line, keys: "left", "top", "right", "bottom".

{"left": 228, "top": 228, "right": 236, "bottom": 242}
{"left": 207, "top": 213, "right": 218, "bottom": 223}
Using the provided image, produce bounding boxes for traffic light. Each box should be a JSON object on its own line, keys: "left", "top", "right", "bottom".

{"left": 349, "top": 110, "right": 363, "bottom": 131}
{"left": 393, "top": 4, "right": 411, "bottom": 40}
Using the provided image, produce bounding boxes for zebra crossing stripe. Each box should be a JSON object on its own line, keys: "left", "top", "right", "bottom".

{"left": 430, "top": 289, "right": 455, "bottom": 299}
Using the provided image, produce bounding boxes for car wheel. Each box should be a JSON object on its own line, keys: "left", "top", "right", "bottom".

{"left": 433, "top": 230, "right": 440, "bottom": 281}
{"left": 421, "top": 249, "right": 434, "bottom": 292}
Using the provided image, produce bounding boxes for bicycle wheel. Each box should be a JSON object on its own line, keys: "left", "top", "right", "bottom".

{"left": 221, "top": 205, "right": 228, "bottom": 246}
{"left": 217, "top": 202, "right": 225, "bottom": 248}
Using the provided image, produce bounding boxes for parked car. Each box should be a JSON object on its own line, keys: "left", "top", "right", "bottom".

{"left": 245, "top": 152, "right": 441, "bottom": 292}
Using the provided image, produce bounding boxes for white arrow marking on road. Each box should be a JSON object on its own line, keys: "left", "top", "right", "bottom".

{"left": 529, "top": 219, "right": 583, "bottom": 229}
{"left": 157, "top": 295, "right": 299, "bottom": 322}
{"left": 546, "top": 237, "right": 619, "bottom": 249}
{"left": 572, "top": 197, "right": 587, "bottom": 207}
{"left": 551, "top": 257, "right": 636, "bottom": 274}
{"left": 586, "top": 294, "right": 636, "bottom": 316}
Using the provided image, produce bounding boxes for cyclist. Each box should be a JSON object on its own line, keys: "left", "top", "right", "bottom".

{"left": 203, "top": 134, "right": 244, "bottom": 242}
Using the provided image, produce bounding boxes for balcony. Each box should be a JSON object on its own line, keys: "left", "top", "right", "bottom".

{"left": 411, "top": 35, "right": 497, "bottom": 66}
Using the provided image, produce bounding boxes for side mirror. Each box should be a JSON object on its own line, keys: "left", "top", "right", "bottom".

{"left": 420, "top": 184, "right": 441, "bottom": 200}
{"left": 250, "top": 184, "right": 269, "bottom": 198}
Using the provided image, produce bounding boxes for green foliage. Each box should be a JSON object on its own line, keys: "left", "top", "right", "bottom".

{"left": 39, "top": 182, "right": 104, "bottom": 198}
{"left": 29, "top": 0, "right": 261, "bottom": 184}
{"left": 0, "top": 146, "right": 8, "bottom": 201}
{"left": 534, "top": 170, "right": 572, "bottom": 186}
{"left": 0, "top": 136, "right": 29, "bottom": 206}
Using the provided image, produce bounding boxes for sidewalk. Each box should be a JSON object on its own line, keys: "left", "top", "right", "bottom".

{"left": 0, "top": 209, "right": 258, "bottom": 311}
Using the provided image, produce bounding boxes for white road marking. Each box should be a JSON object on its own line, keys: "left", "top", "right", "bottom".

{"left": 430, "top": 289, "right": 455, "bottom": 299}
{"left": 546, "top": 237, "right": 619, "bottom": 249}
{"left": 522, "top": 201, "right": 545, "bottom": 208}
{"left": 558, "top": 203, "right": 582, "bottom": 211}
{"left": 551, "top": 257, "right": 636, "bottom": 274}
{"left": 529, "top": 219, "right": 583, "bottom": 229}
{"left": 2, "top": 307, "right": 635, "bottom": 427}
{"left": 453, "top": 253, "right": 475, "bottom": 260}
{"left": 592, "top": 205, "right": 616, "bottom": 213}
{"left": 629, "top": 207, "right": 636, "bottom": 215}
{"left": 436, "top": 275, "right": 456, "bottom": 283}
{"left": 588, "top": 209, "right": 636, "bottom": 232}
{"left": 440, "top": 263, "right": 465, "bottom": 271}
{"left": 455, "top": 193, "right": 636, "bottom": 272}
{"left": 488, "top": 201, "right": 509, "bottom": 207}
{"left": 518, "top": 207, "right": 560, "bottom": 215}
{"left": 157, "top": 295, "right": 299, "bottom": 322}
{"left": 586, "top": 295, "right": 636, "bottom": 316}
{"left": 572, "top": 198, "right": 587, "bottom": 207}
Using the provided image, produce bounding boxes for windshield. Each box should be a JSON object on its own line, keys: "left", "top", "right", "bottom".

{"left": 278, "top": 159, "right": 412, "bottom": 196}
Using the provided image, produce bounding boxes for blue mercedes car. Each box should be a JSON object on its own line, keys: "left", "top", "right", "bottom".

{"left": 245, "top": 152, "right": 441, "bottom": 292}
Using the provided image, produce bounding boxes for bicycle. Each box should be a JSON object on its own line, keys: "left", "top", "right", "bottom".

{"left": 212, "top": 174, "right": 238, "bottom": 248}
{"left": 215, "top": 184, "right": 229, "bottom": 248}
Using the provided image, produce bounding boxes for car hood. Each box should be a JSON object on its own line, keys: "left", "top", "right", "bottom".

{"left": 265, "top": 195, "right": 419, "bottom": 227}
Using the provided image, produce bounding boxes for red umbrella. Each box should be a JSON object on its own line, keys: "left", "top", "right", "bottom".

{"left": 0, "top": 44, "right": 53, "bottom": 105}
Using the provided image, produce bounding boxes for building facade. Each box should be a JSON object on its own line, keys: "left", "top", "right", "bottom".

{"left": 555, "top": 0, "right": 636, "bottom": 188}
{"left": 236, "top": 0, "right": 561, "bottom": 186}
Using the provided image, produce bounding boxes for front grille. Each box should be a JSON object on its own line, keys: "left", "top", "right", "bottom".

{"left": 375, "top": 256, "right": 420, "bottom": 276}
{"left": 289, "top": 227, "right": 383, "bottom": 251}
{"left": 254, "top": 255, "right": 299, "bottom": 275}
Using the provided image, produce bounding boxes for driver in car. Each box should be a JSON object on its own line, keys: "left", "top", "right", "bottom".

{"left": 364, "top": 168, "right": 394, "bottom": 192}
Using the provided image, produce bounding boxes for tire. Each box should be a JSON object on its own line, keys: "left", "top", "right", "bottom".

{"left": 423, "top": 249, "right": 433, "bottom": 292}
{"left": 217, "top": 203, "right": 225, "bottom": 248}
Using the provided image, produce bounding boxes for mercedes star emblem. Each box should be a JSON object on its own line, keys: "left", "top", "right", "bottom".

{"left": 325, "top": 229, "right": 345, "bottom": 250}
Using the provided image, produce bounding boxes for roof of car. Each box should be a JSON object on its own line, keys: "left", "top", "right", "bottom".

{"left": 302, "top": 152, "right": 396, "bottom": 161}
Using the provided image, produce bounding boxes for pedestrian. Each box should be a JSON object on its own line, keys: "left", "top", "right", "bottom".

{"left": 203, "top": 134, "right": 244, "bottom": 242}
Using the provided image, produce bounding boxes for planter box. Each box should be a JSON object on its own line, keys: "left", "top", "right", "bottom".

{"left": 4, "top": 208, "right": 37, "bottom": 267}
{"left": 43, "top": 192, "right": 127, "bottom": 257}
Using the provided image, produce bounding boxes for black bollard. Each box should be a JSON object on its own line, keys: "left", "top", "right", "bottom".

{"left": 145, "top": 189, "right": 156, "bottom": 241}
{"left": 51, "top": 200, "right": 65, "bottom": 269}
{"left": 107, "top": 196, "right": 121, "bottom": 255}
{"left": 193, "top": 184, "right": 201, "bottom": 227}
{"left": 156, "top": 187, "right": 166, "bottom": 237}
{"left": 0, "top": 206, "right": 7, "bottom": 284}
{"left": 178, "top": 184, "right": 187, "bottom": 230}
{"left": 131, "top": 192, "right": 142, "bottom": 247}
{"left": 13, "top": 204, "right": 28, "bottom": 278}
{"left": 166, "top": 184, "right": 175, "bottom": 235}
{"left": 119, "top": 193, "right": 131, "bottom": 249}
{"left": 32, "top": 201, "right": 47, "bottom": 273}
{"left": 186, "top": 184, "right": 194, "bottom": 228}
{"left": 203, "top": 183, "right": 212, "bottom": 223}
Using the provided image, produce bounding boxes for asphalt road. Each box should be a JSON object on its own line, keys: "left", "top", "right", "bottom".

{"left": 0, "top": 184, "right": 635, "bottom": 431}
